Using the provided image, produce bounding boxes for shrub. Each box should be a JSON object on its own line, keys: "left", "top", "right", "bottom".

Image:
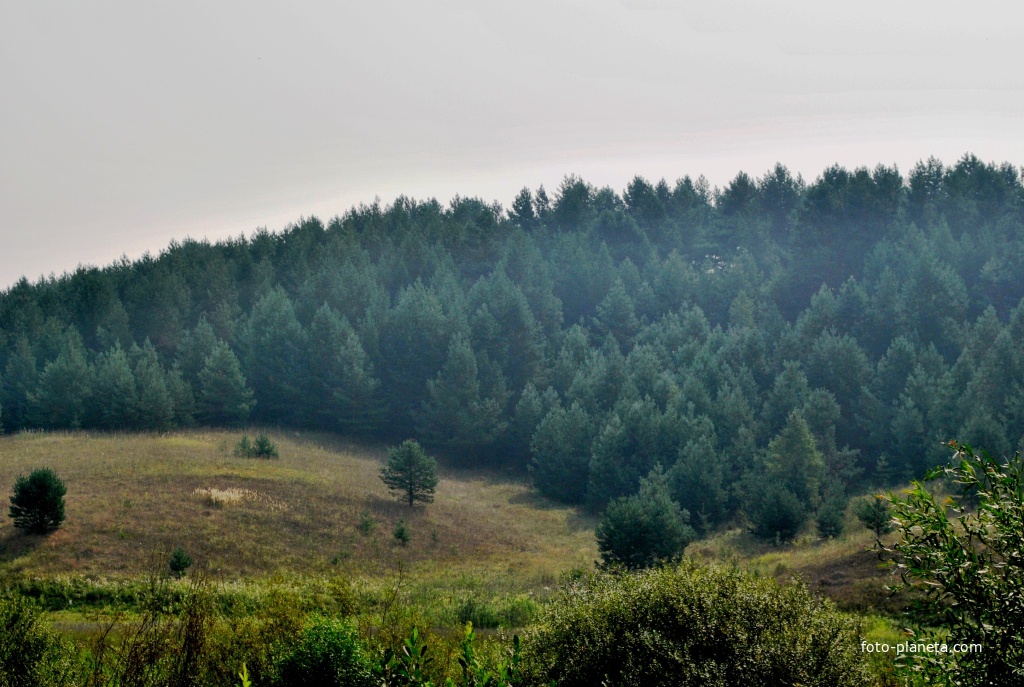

{"left": 519, "top": 562, "right": 870, "bottom": 687}
{"left": 358, "top": 510, "right": 376, "bottom": 536}
{"left": 0, "top": 596, "right": 77, "bottom": 687}
{"left": 274, "top": 618, "right": 373, "bottom": 687}
{"left": 254, "top": 433, "right": 279, "bottom": 458}
{"left": 235, "top": 433, "right": 279, "bottom": 459}
{"left": 854, "top": 495, "right": 893, "bottom": 536}
{"left": 8, "top": 468, "right": 66, "bottom": 534}
{"left": 816, "top": 482, "right": 849, "bottom": 539}
{"left": 235, "top": 435, "right": 254, "bottom": 457}
{"left": 878, "top": 442, "right": 1024, "bottom": 685}
{"left": 169, "top": 547, "right": 193, "bottom": 578}
{"left": 392, "top": 519, "right": 410, "bottom": 546}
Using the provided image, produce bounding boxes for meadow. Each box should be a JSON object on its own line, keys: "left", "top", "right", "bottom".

{"left": 1, "top": 430, "right": 913, "bottom": 685}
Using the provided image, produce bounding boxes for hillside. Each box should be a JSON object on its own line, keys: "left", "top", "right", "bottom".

{"left": 0, "top": 431, "right": 597, "bottom": 581}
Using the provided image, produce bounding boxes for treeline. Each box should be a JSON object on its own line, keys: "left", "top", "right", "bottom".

{"left": 2, "top": 154, "right": 1024, "bottom": 533}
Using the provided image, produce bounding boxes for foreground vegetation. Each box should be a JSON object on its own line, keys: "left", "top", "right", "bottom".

{"left": 1, "top": 430, "right": 899, "bottom": 685}
{"left": 2, "top": 563, "right": 876, "bottom": 687}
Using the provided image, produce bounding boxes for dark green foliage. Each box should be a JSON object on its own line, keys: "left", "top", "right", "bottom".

{"left": 392, "top": 519, "right": 410, "bottom": 545}
{"left": 234, "top": 434, "right": 254, "bottom": 458}
{"left": 9, "top": 468, "right": 66, "bottom": 535}
{"left": 766, "top": 411, "right": 825, "bottom": 510}
{"left": 668, "top": 436, "right": 727, "bottom": 533}
{"left": 275, "top": 618, "right": 373, "bottom": 687}
{"left": 816, "top": 482, "right": 849, "bottom": 539}
{"left": 235, "top": 433, "right": 279, "bottom": 459}
{"left": 749, "top": 481, "right": 806, "bottom": 543}
{"left": 596, "top": 467, "right": 694, "bottom": 569}
{"left": 415, "top": 334, "right": 507, "bottom": 450}
{"left": 242, "top": 287, "right": 309, "bottom": 424}
{"left": 31, "top": 341, "right": 92, "bottom": 429}
{"left": 0, "top": 596, "right": 76, "bottom": 687}
{"left": 197, "top": 341, "right": 255, "bottom": 426}
{"left": 307, "top": 304, "right": 381, "bottom": 433}
{"left": 520, "top": 562, "right": 870, "bottom": 687}
{"left": 854, "top": 495, "right": 893, "bottom": 536}
{"left": 254, "top": 433, "right": 279, "bottom": 458}
{"left": 169, "top": 547, "right": 193, "bottom": 578}
{"left": 529, "top": 403, "right": 593, "bottom": 504}
{"left": 380, "top": 440, "right": 438, "bottom": 508}
{"left": 878, "top": 442, "right": 1024, "bottom": 685}
{"left": 587, "top": 397, "right": 679, "bottom": 509}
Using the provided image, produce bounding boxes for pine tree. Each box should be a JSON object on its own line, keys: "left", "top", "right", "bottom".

{"left": 668, "top": 436, "right": 727, "bottom": 533}
{"left": 596, "top": 466, "right": 695, "bottom": 569}
{"left": 197, "top": 341, "right": 255, "bottom": 426}
{"left": 132, "top": 342, "right": 175, "bottom": 430}
{"left": 307, "top": 304, "right": 381, "bottom": 433}
{"left": 530, "top": 403, "right": 594, "bottom": 504}
{"left": 1, "top": 337, "right": 38, "bottom": 430}
{"left": 9, "top": 468, "right": 66, "bottom": 534}
{"left": 242, "top": 287, "right": 308, "bottom": 424}
{"left": 31, "top": 340, "right": 93, "bottom": 429}
{"left": 92, "top": 344, "right": 137, "bottom": 428}
{"left": 380, "top": 440, "right": 439, "bottom": 508}
{"left": 415, "top": 335, "right": 506, "bottom": 450}
{"left": 767, "top": 412, "right": 826, "bottom": 510}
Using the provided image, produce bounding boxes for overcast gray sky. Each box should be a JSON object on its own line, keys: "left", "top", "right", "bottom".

{"left": 2, "top": 1, "right": 1023, "bottom": 289}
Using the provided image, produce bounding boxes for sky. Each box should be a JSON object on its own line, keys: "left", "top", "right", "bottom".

{"left": 2, "top": 0, "right": 1023, "bottom": 289}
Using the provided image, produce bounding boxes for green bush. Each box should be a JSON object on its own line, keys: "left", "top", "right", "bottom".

{"left": 879, "top": 442, "right": 1024, "bottom": 685}
{"left": 8, "top": 468, "right": 66, "bottom": 535}
{"left": 519, "top": 562, "right": 869, "bottom": 687}
{"left": 275, "top": 618, "right": 373, "bottom": 687}
{"left": 254, "top": 433, "right": 279, "bottom": 458}
{"left": 0, "top": 596, "right": 77, "bottom": 687}
{"left": 392, "top": 519, "right": 410, "bottom": 546}
{"left": 235, "top": 433, "right": 279, "bottom": 459}
{"left": 169, "top": 547, "right": 193, "bottom": 578}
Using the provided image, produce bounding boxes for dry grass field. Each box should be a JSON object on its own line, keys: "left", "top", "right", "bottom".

{"left": 0, "top": 430, "right": 598, "bottom": 586}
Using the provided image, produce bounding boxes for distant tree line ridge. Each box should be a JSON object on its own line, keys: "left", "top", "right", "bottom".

{"left": 2, "top": 154, "right": 1023, "bottom": 530}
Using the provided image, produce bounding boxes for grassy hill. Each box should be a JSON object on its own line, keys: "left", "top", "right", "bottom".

{"left": 0, "top": 430, "right": 597, "bottom": 583}
{"left": 0, "top": 430, "right": 905, "bottom": 627}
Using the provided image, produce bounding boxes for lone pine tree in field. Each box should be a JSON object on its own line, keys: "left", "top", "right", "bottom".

{"left": 380, "top": 440, "right": 438, "bottom": 507}
{"left": 9, "top": 468, "right": 66, "bottom": 534}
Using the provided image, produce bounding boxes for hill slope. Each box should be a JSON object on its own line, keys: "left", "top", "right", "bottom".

{"left": 0, "top": 431, "right": 597, "bottom": 580}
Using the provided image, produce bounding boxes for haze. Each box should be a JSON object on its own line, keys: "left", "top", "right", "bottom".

{"left": 2, "top": 0, "right": 1022, "bottom": 289}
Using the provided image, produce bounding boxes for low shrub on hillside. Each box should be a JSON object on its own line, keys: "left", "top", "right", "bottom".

{"left": 234, "top": 433, "right": 279, "bottom": 459}
{"left": 519, "top": 561, "right": 870, "bottom": 687}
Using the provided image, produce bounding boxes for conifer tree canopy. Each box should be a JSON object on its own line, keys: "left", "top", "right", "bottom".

{"left": 9, "top": 468, "right": 66, "bottom": 534}
{"left": 379, "top": 440, "right": 438, "bottom": 508}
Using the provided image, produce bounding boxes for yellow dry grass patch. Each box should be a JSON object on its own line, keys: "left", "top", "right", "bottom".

{"left": 0, "top": 430, "right": 597, "bottom": 584}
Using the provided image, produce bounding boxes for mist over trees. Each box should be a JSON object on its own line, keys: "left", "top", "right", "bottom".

{"left": 2, "top": 154, "right": 1024, "bottom": 530}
